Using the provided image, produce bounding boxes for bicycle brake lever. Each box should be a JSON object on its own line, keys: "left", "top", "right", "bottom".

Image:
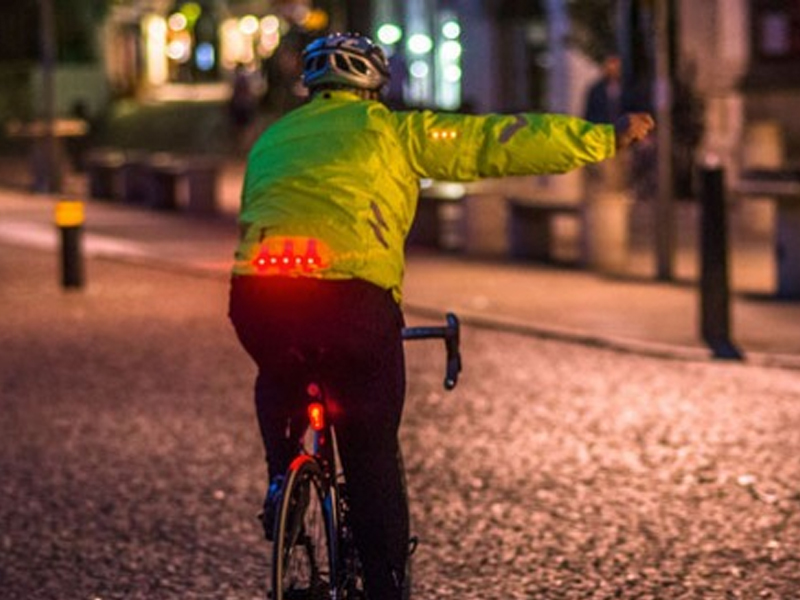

{"left": 443, "top": 312, "right": 462, "bottom": 390}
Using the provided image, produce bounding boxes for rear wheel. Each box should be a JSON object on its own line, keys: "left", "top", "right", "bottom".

{"left": 335, "top": 481, "right": 367, "bottom": 599}
{"left": 270, "top": 455, "right": 335, "bottom": 600}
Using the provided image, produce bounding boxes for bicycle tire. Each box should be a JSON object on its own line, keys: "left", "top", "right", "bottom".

{"left": 334, "top": 481, "right": 367, "bottom": 599}
{"left": 270, "top": 455, "right": 336, "bottom": 600}
{"left": 336, "top": 456, "right": 411, "bottom": 600}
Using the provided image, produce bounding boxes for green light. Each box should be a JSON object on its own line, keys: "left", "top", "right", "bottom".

{"left": 408, "top": 33, "right": 433, "bottom": 55}
{"left": 410, "top": 60, "right": 429, "bottom": 78}
{"left": 377, "top": 23, "right": 402, "bottom": 45}
{"left": 440, "top": 40, "right": 462, "bottom": 61}
{"left": 444, "top": 64, "right": 462, "bottom": 82}
{"left": 180, "top": 2, "right": 202, "bottom": 26}
{"left": 442, "top": 20, "right": 461, "bottom": 40}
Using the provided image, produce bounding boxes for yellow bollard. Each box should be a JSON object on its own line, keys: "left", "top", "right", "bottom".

{"left": 54, "top": 200, "right": 85, "bottom": 289}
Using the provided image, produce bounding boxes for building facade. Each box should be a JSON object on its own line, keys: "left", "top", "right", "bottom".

{"left": 4, "top": 1, "right": 800, "bottom": 177}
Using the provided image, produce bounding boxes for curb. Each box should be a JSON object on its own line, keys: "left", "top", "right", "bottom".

{"left": 2, "top": 186, "right": 800, "bottom": 371}
{"left": 403, "top": 302, "right": 800, "bottom": 372}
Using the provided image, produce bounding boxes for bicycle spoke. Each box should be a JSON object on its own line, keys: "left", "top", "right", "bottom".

{"left": 271, "top": 457, "right": 334, "bottom": 600}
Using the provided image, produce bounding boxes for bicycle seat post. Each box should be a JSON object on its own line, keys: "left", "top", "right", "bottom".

{"left": 306, "top": 382, "right": 326, "bottom": 456}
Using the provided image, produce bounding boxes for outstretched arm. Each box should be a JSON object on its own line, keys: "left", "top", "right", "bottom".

{"left": 396, "top": 110, "right": 619, "bottom": 181}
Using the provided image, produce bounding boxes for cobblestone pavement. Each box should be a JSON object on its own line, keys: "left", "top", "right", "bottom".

{"left": 2, "top": 244, "right": 800, "bottom": 599}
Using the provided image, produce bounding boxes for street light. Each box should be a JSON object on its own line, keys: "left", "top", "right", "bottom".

{"left": 37, "top": 0, "right": 59, "bottom": 193}
{"left": 653, "top": 0, "right": 675, "bottom": 281}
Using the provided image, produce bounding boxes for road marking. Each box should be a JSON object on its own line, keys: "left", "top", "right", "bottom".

{"left": 0, "top": 221, "right": 150, "bottom": 258}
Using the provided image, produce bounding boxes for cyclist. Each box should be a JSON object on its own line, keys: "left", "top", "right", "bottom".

{"left": 228, "top": 32, "right": 654, "bottom": 600}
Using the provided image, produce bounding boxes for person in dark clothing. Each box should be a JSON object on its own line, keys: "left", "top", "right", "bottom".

{"left": 584, "top": 53, "right": 623, "bottom": 124}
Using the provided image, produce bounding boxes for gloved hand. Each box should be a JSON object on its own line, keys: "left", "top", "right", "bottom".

{"left": 614, "top": 113, "right": 656, "bottom": 150}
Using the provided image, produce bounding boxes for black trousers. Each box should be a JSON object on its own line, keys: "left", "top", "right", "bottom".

{"left": 229, "top": 275, "right": 409, "bottom": 600}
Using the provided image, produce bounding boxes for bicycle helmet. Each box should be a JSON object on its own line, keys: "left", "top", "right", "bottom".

{"left": 302, "top": 33, "right": 390, "bottom": 91}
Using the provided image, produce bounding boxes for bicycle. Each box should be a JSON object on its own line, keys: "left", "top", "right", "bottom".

{"left": 267, "top": 312, "right": 462, "bottom": 600}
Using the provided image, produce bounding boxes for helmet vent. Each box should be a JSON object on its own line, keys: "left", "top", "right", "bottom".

{"left": 334, "top": 54, "right": 349, "bottom": 71}
{"left": 351, "top": 58, "right": 369, "bottom": 74}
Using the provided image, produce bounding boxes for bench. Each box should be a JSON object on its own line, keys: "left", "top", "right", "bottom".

{"left": 408, "top": 182, "right": 465, "bottom": 251}
{"left": 735, "top": 168, "right": 800, "bottom": 298}
{"left": 6, "top": 118, "right": 89, "bottom": 193}
{"left": 182, "top": 157, "right": 220, "bottom": 214}
{"left": 506, "top": 198, "right": 582, "bottom": 262}
{"left": 85, "top": 148, "right": 221, "bottom": 214}
{"left": 85, "top": 148, "right": 126, "bottom": 200}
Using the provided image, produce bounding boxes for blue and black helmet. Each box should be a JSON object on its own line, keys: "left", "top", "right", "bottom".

{"left": 302, "top": 33, "right": 390, "bottom": 91}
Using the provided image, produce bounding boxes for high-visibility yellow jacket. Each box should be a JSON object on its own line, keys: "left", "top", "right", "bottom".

{"left": 234, "top": 90, "right": 616, "bottom": 303}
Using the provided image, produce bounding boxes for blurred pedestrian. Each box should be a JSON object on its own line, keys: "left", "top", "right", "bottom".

{"left": 263, "top": 38, "right": 306, "bottom": 114}
{"left": 584, "top": 53, "right": 623, "bottom": 125}
{"left": 584, "top": 53, "right": 634, "bottom": 192}
{"left": 229, "top": 64, "right": 258, "bottom": 152}
{"left": 385, "top": 51, "right": 408, "bottom": 109}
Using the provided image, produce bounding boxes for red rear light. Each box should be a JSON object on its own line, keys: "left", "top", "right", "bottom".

{"left": 251, "top": 237, "right": 326, "bottom": 274}
{"left": 308, "top": 402, "right": 325, "bottom": 432}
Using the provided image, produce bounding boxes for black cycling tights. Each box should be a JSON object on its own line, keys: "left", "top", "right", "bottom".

{"left": 229, "top": 275, "right": 409, "bottom": 600}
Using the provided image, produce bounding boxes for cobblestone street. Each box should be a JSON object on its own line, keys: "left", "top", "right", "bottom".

{"left": 2, "top": 244, "right": 799, "bottom": 599}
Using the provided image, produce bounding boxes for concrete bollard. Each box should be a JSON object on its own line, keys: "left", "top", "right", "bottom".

{"left": 54, "top": 200, "right": 85, "bottom": 289}
{"left": 582, "top": 191, "right": 632, "bottom": 273}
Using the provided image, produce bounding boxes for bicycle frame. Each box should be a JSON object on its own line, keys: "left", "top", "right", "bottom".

{"left": 271, "top": 312, "right": 461, "bottom": 600}
{"left": 300, "top": 386, "right": 351, "bottom": 599}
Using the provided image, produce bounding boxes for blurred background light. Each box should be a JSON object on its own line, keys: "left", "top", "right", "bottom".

{"left": 261, "top": 15, "right": 280, "bottom": 35}
{"left": 443, "top": 64, "right": 462, "bottom": 82}
{"left": 195, "top": 42, "right": 215, "bottom": 71}
{"left": 410, "top": 60, "right": 429, "bottom": 78}
{"left": 167, "top": 38, "right": 191, "bottom": 62}
{"left": 377, "top": 23, "right": 403, "bottom": 46}
{"left": 302, "top": 9, "right": 329, "bottom": 31}
{"left": 442, "top": 20, "right": 461, "bottom": 39}
{"left": 239, "top": 15, "right": 259, "bottom": 36}
{"left": 144, "top": 15, "right": 168, "bottom": 85}
{"left": 258, "top": 30, "right": 281, "bottom": 57}
{"left": 408, "top": 33, "right": 433, "bottom": 55}
{"left": 440, "top": 40, "right": 462, "bottom": 61}
{"left": 179, "top": 2, "right": 202, "bottom": 26}
{"left": 167, "top": 13, "right": 187, "bottom": 32}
